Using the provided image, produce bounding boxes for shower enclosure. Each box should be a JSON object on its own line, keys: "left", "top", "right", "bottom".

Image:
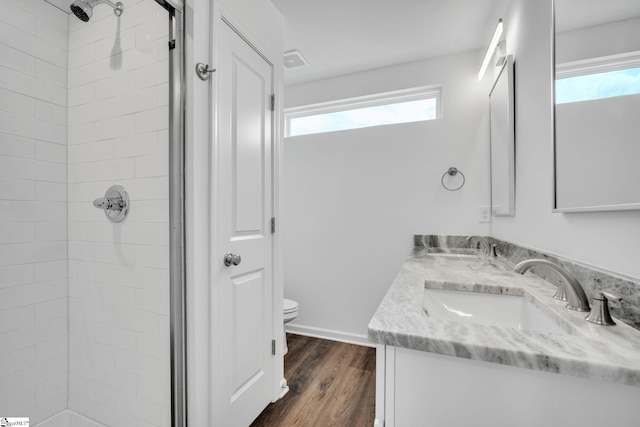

{"left": 0, "top": 0, "right": 184, "bottom": 425}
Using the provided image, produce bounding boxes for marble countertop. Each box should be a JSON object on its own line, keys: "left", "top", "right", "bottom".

{"left": 368, "top": 247, "right": 640, "bottom": 387}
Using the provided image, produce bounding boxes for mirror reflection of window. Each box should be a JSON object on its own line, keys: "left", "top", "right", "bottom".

{"left": 554, "top": 0, "right": 640, "bottom": 211}
{"left": 556, "top": 62, "right": 640, "bottom": 104}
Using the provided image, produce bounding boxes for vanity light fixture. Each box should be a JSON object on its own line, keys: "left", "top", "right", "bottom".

{"left": 478, "top": 18, "right": 504, "bottom": 80}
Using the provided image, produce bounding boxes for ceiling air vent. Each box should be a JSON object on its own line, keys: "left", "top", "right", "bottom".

{"left": 284, "top": 50, "right": 308, "bottom": 69}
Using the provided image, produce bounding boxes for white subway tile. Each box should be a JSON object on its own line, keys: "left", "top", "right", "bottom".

{"left": 36, "top": 161, "right": 67, "bottom": 183}
{"left": 5, "top": 0, "right": 67, "bottom": 23}
{"left": 137, "top": 377, "right": 170, "bottom": 406}
{"left": 0, "top": 347, "right": 35, "bottom": 378}
{"left": 0, "top": 222, "right": 35, "bottom": 244}
{"left": 135, "top": 288, "right": 169, "bottom": 315}
{"left": 35, "top": 260, "right": 67, "bottom": 282}
{"left": 0, "top": 264, "right": 34, "bottom": 289}
{"left": 0, "top": 23, "right": 66, "bottom": 69}
{"left": 35, "top": 373, "right": 67, "bottom": 405}
{"left": 117, "top": 222, "right": 167, "bottom": 246}
{"left": 95, "top": 27, "right": 136, "bottom": 60}
{"left": 68, "top": 57, "right": 115, "bottom": 88}
{"left": 113, "top": 307, "right": 160, "bottom": 335}
{"left": 124, "top": 200, "right": 169, "bottom": 223}
{"left": 35, "top": 102, "right": 67, "bottom": 127}
{"left": 0, "top": 87, "right": 36, "bottom": 117}
{"left": 94, "top": 70, "right": 136, "bottom": 101}
{"left": 0, "top": 177, "right": 36, "bottom": 201}
{"left": 135, "top": 244, "right": 169, "bottom": 269}
{"left": 134, "top": 60, "right": 168, "bottom": 90}
{"left": 68, "top": 42, "right": 97, "bottom": 70}
{"left": 68, "top": 181, "right": 112, "bottom": 202}
{"left": 135, "top": 333, "right": 169, "bottom": 362}
{"left": 112, "top": 132, "right": 156, "bottom": 159}
{"left": 0, "top": 241, "right": 66, "bottom": 267}
{"left": 0, "top": 387, "right": 34, "bottom": 414}
{"left": 135, "top": 106, "right": 167, "bottom": 134}
{"left": 0, "top": 200, "right": 66, "bottom": 222}
{"left": 118, "top": 176, "right": 168, "bottom": 201}
{"left": 69, "top": 259, "right": 114, "bottom": 283}
{"left": 68, "top": 354, "right": 97, "bottom": 381}
{"left": 0, "top": 111, "right": 66, "bottom": 144}
{"left": 35, "top": 222, "right": 67, "bottom": 242}
{"left": 36, "top": 181, "right": 67, "bottom": 202}
{"left": 135, "top": 152, "right": 168, "bottom": 178}
{"left": 0, "top": 67, "right": 65, "bottom": 107}
{"left": 93, "top": 114, "right": 136, "bottom": 141}
{"left": 0, "top": 3, "right": 36, "bottom": 34}
{"left": 35, "top": 141, "right": 67, "bottom": 163}
{"left": 35, "top": 298, "right": 67, "bottom": 323}
{"left": 0, "top": 280, "right": 66, "bottom": 312}
{"left": 0, "top": 157, "right": 36, "bottom": 180}
{"left": 68, "top": 140, "right": 115, "bottom": 164}
{"left": 36, "top": 335, "right": 68, "bottom": 364}
{"left": 68, "top": 392, "right": 97, "bottom": 420}
{"left": 0, "top": 133, "right": 36, "bottom": 159}
{"left": 158, "top": 82, "right": 169, "bottom": 107}
{"left": 30, "top": 394, "right": 67, "bottom": 426}
{"left": 0, "top": 306, "right": 35, "bottom": 333}
{"left": 68, "top": 83, "right": 96, "bottom": 107}
{"left": 68, "top": 122, "right": 96, "bottom": 145}
{"left": 35, "top": 17, "right": 68, "bottom": 51}
{"left": 36, "top": 59, "right": 67, "bottom": 89}
{"left": 0, "top": 43, "right": 36, "bottom": 76}
{"left": 69, "top": 158, "right": 135, "bottom": 183}
{"left": 113, "top": 265, "right": 168, "bottom": 290}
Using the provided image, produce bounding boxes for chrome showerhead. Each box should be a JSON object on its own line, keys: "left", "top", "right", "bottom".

{"left": 70, "top": 0, "right": 124, "bottom": 22}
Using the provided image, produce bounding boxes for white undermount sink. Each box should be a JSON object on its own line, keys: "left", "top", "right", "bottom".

{"left": 422, "top": 287, "right": 571, "bottom": 335}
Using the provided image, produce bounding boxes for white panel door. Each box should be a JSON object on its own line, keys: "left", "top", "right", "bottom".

{"left": 213, "top": 18, "right": 275, "bottom": 427}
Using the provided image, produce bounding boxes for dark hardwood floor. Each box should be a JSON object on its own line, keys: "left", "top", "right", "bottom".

{"left": 250, "top": 334, "right": 376, "bottom": 427}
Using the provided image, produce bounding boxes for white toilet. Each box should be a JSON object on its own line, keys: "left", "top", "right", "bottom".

{"left": 283, "top": 298, "right": 299, "bottom": 354}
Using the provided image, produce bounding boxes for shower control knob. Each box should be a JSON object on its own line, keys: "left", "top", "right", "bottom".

{"left": 92, "top": 185, "right": 129, "bottom": 223}
{"left": 223, "top": 253, "right": 241, "bottom": 267}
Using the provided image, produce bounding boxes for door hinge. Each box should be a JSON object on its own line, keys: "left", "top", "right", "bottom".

{"left": 272, "top": 339, "right": 276, "bottom": 355}
{"left": 271, "top": 217, "right": 276, "bottom": 234}
{"left": 270, "top": 94, "right": 275, "bottom": 111}
{"left": 168, "top": 39, "right": 176, "bottom": 50}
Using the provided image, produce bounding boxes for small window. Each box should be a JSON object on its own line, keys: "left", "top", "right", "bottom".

{"left": 285, "top": 87, "right": 441, "bottom": 137}
{"left": 555, "top": 54, "right": 640, "bottom": 104}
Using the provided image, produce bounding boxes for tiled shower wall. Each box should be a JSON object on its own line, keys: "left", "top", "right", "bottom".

{"left": 0, "top": 0, "right": 69, "bottom": 423}
{"left": 66, "top": 0, "right": 170, "bottom": 425}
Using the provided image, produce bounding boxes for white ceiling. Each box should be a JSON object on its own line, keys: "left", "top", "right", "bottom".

{"left": 556, "top": 0, "right": 640, "bottom": 32}
{"left": 272, "top": 0, "right": 508, "bottom": 86}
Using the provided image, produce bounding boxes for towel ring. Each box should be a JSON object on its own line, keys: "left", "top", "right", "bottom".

{"left": 441, "top": 167, "right": 465, "bottom": 191}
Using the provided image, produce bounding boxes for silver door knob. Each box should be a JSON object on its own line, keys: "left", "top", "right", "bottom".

{"left": 223, "top": 253, "right": 241, "bottom": 266}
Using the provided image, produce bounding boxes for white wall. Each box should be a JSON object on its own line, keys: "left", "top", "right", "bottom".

{"left": 283, "top": 52, "right": 492, "bottom": 340}
{"left": 66, "top": 0, "right": 171, "bottom": 425}
{"left": 492, "top": 0, "right": 640, "bottom": 279}
{"left": 0, "top": 0, "right": 68, "bottom": 422}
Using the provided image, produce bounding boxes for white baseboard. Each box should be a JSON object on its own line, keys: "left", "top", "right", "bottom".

{"left": 285, "top": 323, "right": 374, "bottom": 347}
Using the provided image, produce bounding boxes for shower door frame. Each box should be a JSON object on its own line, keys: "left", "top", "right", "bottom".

{"left": 154, "top": 1, "right": 187, "bottom": 426}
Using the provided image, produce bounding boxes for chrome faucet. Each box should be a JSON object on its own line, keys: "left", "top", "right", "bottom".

{"left": 465, "top": 236, "right": 492, "bottom": 256}
{"left": 513, "top": 259, "right": 590, "bottom": 312}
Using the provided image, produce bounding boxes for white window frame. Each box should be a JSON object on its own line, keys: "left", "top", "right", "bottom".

{"left": 284, "top": 86, "right": 442, "bottom": 137}
{"left": 556, "top": 51, "right": 640, "bottom": 79}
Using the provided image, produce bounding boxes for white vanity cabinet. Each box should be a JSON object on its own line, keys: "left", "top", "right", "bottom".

{"left": 376, "top": 345, "right": 640, "bottom": 427}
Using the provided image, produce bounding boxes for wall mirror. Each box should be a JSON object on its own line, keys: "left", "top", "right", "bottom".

{"left": 490, "top": 55, "right": 515, "bottom": 216}
{"left": 554, "top": 0, "right": 640, "bottom": 212}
